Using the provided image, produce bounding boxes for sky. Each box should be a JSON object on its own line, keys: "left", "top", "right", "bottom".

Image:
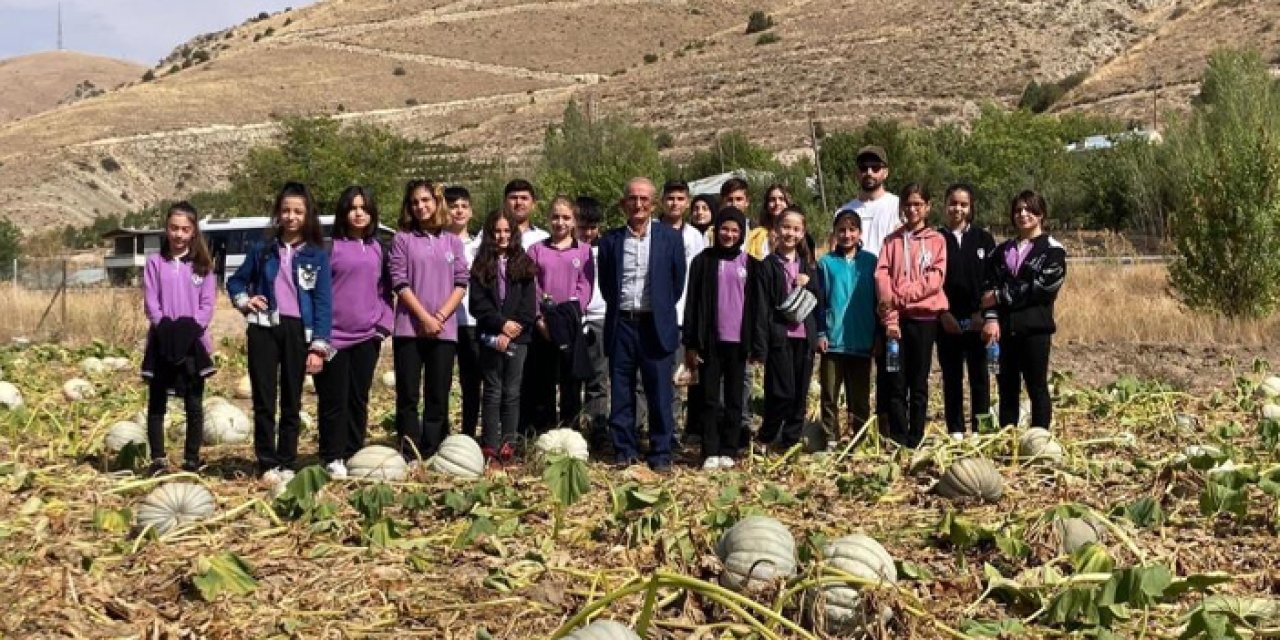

{"left": 0, "top": 0, "right": 313, "bottom": 64}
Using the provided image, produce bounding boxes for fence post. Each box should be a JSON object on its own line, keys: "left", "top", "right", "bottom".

{"left": 10, "top": 258, "right": 14, "bottom": 288}
{"left": 61, "top": 260, "right": 68, "bottom": 332}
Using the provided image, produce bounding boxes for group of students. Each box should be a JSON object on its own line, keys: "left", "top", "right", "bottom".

{"left": 137, "top": 144, "right": 1066, "bottom": 479}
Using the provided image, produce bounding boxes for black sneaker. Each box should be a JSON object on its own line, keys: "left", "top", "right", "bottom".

{"left": 180, "top": 459, "right": 201, "bottom": 473}
{"left": 146, "top": 458, "right": 169, "bottom": 477}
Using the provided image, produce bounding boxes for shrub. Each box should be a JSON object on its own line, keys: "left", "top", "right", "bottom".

{"left": 746, "top": 10, "right": 774, "bottom": 34}
{"left": 141, "top": 69, "right": 155, "bottom": 82}
{"left": 756, "top": 33, "right": 781, "bottom": 46}
{"left": 100, "top": 157, "right": 121, "bottom": 173}
{"left": 643, "top": 53, "right": 658, "bottom": 64}
{"left": 393, "top": 66, "right": 406, "bottom": 76}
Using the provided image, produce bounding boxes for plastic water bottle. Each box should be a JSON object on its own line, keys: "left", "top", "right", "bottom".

{"left": 481, "top": 334, "right": 514, "bottom": 357}
{"left": 886, "top": 339, "right": 901, "bottom": 373}
{"left": 987, "top": 342, "right": 1000, "bottom": 376}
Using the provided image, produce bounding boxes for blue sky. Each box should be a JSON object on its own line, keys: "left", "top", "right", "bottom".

{"left": 0, "top": 0, "right": 313, "bottom": 64}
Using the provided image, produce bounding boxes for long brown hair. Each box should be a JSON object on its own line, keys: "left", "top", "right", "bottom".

{"left": 758, "top": 183, "right": 792, "bottom": 230}
{"left": 472, "top": 209, "right": 536, "bottom": 287}
{"left": 267, "top": 181, "right": 324, "bottom": 246}
{"left": 161, "top": 201, "right": 213, "bottom": 277}
{"left": 398, "top": 179, "right": 447, "bottom": 233}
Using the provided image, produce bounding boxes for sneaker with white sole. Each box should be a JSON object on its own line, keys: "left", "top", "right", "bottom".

{"left": 950, "top": 432, "right": 965, "bottom": 442}
{"left": 701, "top": 457, "right": 722, "bottom": 471}
{"left": 718, "top": 456, "right": 736, "bottom": 470}
{"left": 278, "top": 468, "right": 295, "bottom": 484}
{"left": 325, "top": 460, "right": 348, "bottom": 479}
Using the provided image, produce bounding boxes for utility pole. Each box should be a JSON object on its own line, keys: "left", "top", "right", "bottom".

{"left": 808, "top": 111, "right": 829, "bottom": 214}
{"left": 57, "top": 1, "right": 63, "bottom": 50}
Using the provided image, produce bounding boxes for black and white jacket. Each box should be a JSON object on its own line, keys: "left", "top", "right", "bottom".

{"left": 982, "top": 234, "right": 1067, "bottom": 336}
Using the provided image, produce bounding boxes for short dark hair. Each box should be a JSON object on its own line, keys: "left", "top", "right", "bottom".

{"left": 1010, "top": 190, "right": 1049, "bottom": 221}
{"left": 332, "top": 185, "right": 379, "bottom": 240}
{"left": 444, "top": 186, "right": 471, "bottom": 205}
{"left": 662, "top": 179, "right": 690, "bottom": 196}
{"left": 504, "top": 179, "right": 537, "bottom": 200}
{"left": 575, "top": 196, "right": 603, "bottom": 225}
{"left": 720, "top": 177, "right": 749, "bottom": 198}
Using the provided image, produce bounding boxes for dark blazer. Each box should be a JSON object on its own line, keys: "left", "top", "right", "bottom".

{"left": 682, "top": 250, "right": 765, "bottom": 359}
{"left": 598, "top": 218, "right": 686, "bottom": 354}
{"left": 468, "top": 270, "right": 537, "bottom": 345}
{"left": 755, "top": 253, "right": 820, "bottom": 351}
{"left": 982, "top": 234, "right": 1067, "bottom": 336}
{"left": 938, "top": 224, "right": 997, "bottom": 320}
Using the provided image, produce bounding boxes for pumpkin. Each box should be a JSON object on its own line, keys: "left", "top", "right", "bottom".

{"left": 203, "top": 403, "right": 250, "bottom": 445}
{"left": 934, "top": 458, "right": 1004, "bottom": 503}
{"left": 564, "top": 620, "right": 641, "bottom": 640}
{"left": 347, "top": 445, "right": 409, "bottom": 481}
{"left": 62, "top": 378, "right": 96, "bottom": 401}
{"left": 380, "top": 371, "right": 396, "bottom": 389}
{"left": 1054, "top": 517, "right": 1101, "bottom": 554}
{"left": 535, "top": 428, "right": 589, "bottom": 460}
{"left": 234, "top": 374, "right": 253, "bottom": 399}
{"left": 105, "top": 420, "right": 148, "bottom": 453}
{"left": 429, "top": 435, "right": 485, "bottom": 479}
{"left": 1018, "top": 428, "right": 1064, "bottom": 462}
{"left": 1262, "top": 404, "right": 1280, "bottom": 421}
{"left": 135, "top": 482, "right": 216, "bottom": 534}
{"left": 0, "top": 381, "right": 23, "bottom": 410}
{"left": 80, "top": 356, "right": 107, "bottom": 376}
{"left": 1259, "top": 376, "right": 1280, "bottom": 399}
{"left": 716, "top": 515, "right": 797, "bottom": 592}
{"left": 816, "top": 534, "right": 897, "bottom": 633}
{"left": 203, "top": 396, "right": 231, "bottom": 410}
{"left": 102, "top": 356, "right": 131, "bottom": 371}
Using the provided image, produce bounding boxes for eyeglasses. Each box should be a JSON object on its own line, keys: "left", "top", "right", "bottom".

{"left": 857, "top": 164, "right": 885, "bottom": 174}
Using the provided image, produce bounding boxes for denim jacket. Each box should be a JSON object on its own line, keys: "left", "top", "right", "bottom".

{"left": 227, "top": 239, "right": 334, "bottom": 358}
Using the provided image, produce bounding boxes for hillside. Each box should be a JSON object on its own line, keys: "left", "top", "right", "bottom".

{"left": 0, "top": 51, "right": 144, "bottom": 125}
{"left": 0, "top": 0, "right": 1275, "bottom": 229}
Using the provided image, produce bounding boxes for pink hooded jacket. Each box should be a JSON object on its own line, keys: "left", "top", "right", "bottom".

{"left": 873, "top": 225, "right": 948, "bottom": 329}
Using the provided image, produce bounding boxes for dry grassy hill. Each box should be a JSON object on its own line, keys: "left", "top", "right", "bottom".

{"left": 0, "top": 51, "right": 144, "bottom": 125}
{"left": 0, "top": 0, "right": 1275, "bottom": 229}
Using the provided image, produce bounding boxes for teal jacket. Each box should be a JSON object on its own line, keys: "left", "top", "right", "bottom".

{"left": 816, "top": 248, "right": 878, "bottom": 356}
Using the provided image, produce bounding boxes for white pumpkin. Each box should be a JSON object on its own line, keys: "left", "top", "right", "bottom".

{"left": 203, "top": 396, "right": 231, "bottom": 411}
{"left": 535, "top": 428, "right": 589, "bottom": 460}
{"left": 1018, "top": 427, "right": 1064, "bottom": 462}
{"left": 1258, "top": 376, "right": 1280, "bottom": 399}
{"left": 564, "top": 620, "right": 641, "bottom": 640}
{"left": 105, "top": 420, "right": 148, "bottom": 453}
{"left": 203, "top": 403, "right": 250, "bottom": 445}
{"left": 135, "top": 482, "right": 216, "bottom": 534}
{"left": 347, "top": 445, "right": 409, "bottom": 481}
{"left": 102, "top": 356, "right": 131, "bottom": 371}
{"left": 234, "top": 374, "right": 253, "bottom": 399}
{"left": 816, "top": 534, "right": 897, "bottom": 634}
{"left": 0, "top": 381, "right": 23, "bottom": 409}
{"left": 934, "top": 457, "right": 1004, "bottom": 503}
{"left": 380, "top": 370, "right": 396, "bottom": 389}
{"left": 1054, "top": 517, "right": 1101, "bottom": 554}
{"left": 716, "top": 515, "right": 797, "bottom": 592}
{"left": 80, "top": 356, "right": 107, "bottom": 376}
{"left": 62, "top": 378, "right": 96, "bottom": 401}
{"left": 429, "top": 435, "right": 486, "bottom": 479}
{"left": 1262, "top": 404, "right": 1280, "bottom": 421}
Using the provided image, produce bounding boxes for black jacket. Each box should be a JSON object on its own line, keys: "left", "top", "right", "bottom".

{"left": 983, "top": 234, "right": 1067, "bottom": 336}
{"left": 141, "top": 317, "right": 216, "bottom": 394}
{"left": 682, "top": 250, "right": 765, "bottom": 359}
{"left": 939, "top": 224, "right": 997, "bottom": 320}
{"left": 468, "top": 271, "right": 537, "bottom": 345}
{"left": 543, "top": 299, "right": 593, "bottom": 380}
{"left": 755, "top": 253, "right": 820, "bottom": 352}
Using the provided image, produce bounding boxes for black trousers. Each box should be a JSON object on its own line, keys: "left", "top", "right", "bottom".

{"left": 937, "top": 330, "right": 991, "bottom": 434}
{"left": 393, "top": 337, "right": 456, "bottom": 458}
{"left": 998, "top": 332, "right": 1053, "bottom": 429}
{"left": 315, "top": 337, "right": 381, "bottom": 463}
{"left": 522, "top": 334, "right": 582, "bottom": 432}
{"left": 481, "top": 342, "right": 528, "bottom": 450}
{"left": 146, "top": 375, "right": 204, "bottom": 463}
{"left": 569, "top": 319, "right": 610, "bottom": 437}
{"left": 760, "top": 337, "right": 814, "bottom": 448}
{"left": 456, "top": 326, "right": 482, "bottom": 437}
{"left": 247, "top": 318, "right": 307, "bottom": 471}
{"left": 879, "top": 319, "right": 937, "bottom": 448}
{"left": 698, "top": 340, "right": 746, "bottom": 458}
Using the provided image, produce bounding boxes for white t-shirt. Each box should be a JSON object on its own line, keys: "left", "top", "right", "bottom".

{"left": 454, "top": 233, "right": 481, "bottom": 328}
{"left": 521, "top": 225, "right": 550, "bottom": 249}
{"left": 673, "top": 222, "right": 707, "bottom": 325}
{"left": 584, "top": 244, "right": 606, "bottom": 322}
{"left": 837, "top": 193, "right": 900, "bottom": 256}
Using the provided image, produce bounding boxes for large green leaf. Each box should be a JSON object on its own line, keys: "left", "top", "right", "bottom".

{"left": 543, "top": 456, "right": 590, "bottom": 507}
{"left": 350, "top": 483, "right": 397, "bottom": 522}
{"left": 192, "top": 552, "right": 258, "bottom": 601}
{"left": 93, "top": 507, "right": 131, "bottom": 534}
{"left": 273, "top": 465, "right": 330, "bottom": 520}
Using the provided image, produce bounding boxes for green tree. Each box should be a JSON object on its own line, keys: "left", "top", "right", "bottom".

{"left": 678, "top": 130, "right": 778, "bottom": 179}
{"left": 0, "top": 218, "right": 22, "bottom": 265}
{"left": 1167, "top": 49, "right": 1280, "bottom": 317}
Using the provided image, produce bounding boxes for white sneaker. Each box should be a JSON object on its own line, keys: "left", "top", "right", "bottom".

{"left": 277, "top": 468, "right": 295, "bottom": 484}
{"left": 950, "top": 432, "right": 965, "bottom": 442}
{"left": 718, "top": 456, "right": 736, "bottom": 469}
{"left": 261, "top": 468, "right": 282, "bottom": 484}
{"left": 326, "top": 460, "right": 348, "bottom": 479}
{"left": 702, "top": 457, "right": 722, "bottom": 471}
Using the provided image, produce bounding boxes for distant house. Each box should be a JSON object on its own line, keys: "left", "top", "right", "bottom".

{"left": 102, "top": 216, "right": 395, "bottom": 286}
{"left": 1065, "top": 129, "right": 1163, "bottom": 153}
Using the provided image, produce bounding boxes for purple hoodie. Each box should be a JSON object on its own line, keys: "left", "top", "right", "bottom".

{"left": 389, "top": 230, "right": 470, "bottom": 341}
{"left": 143, "top": 252, "right": 217, "bottom": 353}
{"left": 527, "top": 239, "right": 594, "bottom": 314}
{"left": 329, "top": 238, "right": 394, "bottom": 350}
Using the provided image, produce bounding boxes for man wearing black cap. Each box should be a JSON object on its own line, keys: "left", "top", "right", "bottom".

{"left": 836, "top": 146, "right": 900, "bottom": 256}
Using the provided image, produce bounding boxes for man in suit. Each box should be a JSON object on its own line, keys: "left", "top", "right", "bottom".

{"left": 598, "top": 177, "right": 686, "bottom": 471}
